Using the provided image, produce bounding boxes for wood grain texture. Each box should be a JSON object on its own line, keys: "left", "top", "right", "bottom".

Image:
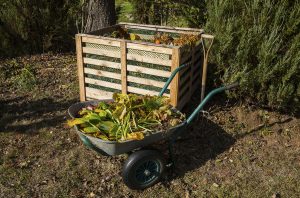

{"left": 82, "top": 36, "right": 120, "bottom": 47}
{"left": 119, "top": 22, "right": 204, "bottom": 34}
{"left": 127, "top": 76, "right": 166, "bottom": 88}
{"left": 127, "top": 65, "right": 170, "bottom": 78}
{"left": 83, "top": 58, "right": 121, "bottom": 69}
{"left": 85, "top": 87, "right": 114, "bottom": 99}
{"left": 82, "top": 47, "right": 120, "bottom": 58}
{"left": 170, "top": 48, "right": 180, "bottom": 107}
{"left": 126, "top": 54, "right": 172, "bottom": 66}
{"left": 127, "top": 86, "right": 170, "bottom": 97}
{"left": 75, "top": 34, "right": 86, "bottom": 101}
{"left": 84, "top": 67, "right": 121, "bottom": 80}
{"left": 85, "top": 77, "right": 122, "bottom": 90}
{"left": 127, "top": 42, "right": 173, "bottom": 54}
{"left": 120, "top": 41, "right": 127, "bottom": 94}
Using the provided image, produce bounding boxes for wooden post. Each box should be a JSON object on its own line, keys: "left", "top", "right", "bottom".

{"left": 120, "top": 41, "right": 127, "bottom": 94}
{"left": 76, "top": 34, "right": 86, "bottom": 101}
{"left": 170, "top": 48, "right": 180, "bottom": 107}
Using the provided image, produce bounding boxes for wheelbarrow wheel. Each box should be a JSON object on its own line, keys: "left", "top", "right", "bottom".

{"left": 122, "top": 150, "right": 165, "bottom": 190}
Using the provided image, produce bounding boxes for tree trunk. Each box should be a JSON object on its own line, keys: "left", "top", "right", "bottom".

{"left": 84, "top": 0, "right": 116, "bottom": 33}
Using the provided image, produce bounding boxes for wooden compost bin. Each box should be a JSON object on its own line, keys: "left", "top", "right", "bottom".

{"left": 76, "top": 23, "right": 204, "bottom": 110}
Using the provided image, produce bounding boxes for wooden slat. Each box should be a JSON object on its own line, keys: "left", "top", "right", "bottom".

{"left": 120, "top": 22, "right": 204, "bottom": 33}
{"left": 127, "top": 54, "right": 172, "bottom": 66}
{"left": 178, "top": 91, "right": 191, "bottom": 110}
{"left": 179, "top": 72, "right": 190, "bottom": 88}
{"left": 76, "top": 35, "right": 86, "bottom": 101}
{"left": 194, "top": 56, "right": 202, "bottom": 67}
{"left": 170, "top": 48, "right": 180, "bottom": 107}
{"left": 85, "top": 87, "right": 114, "bottom": 99}
{"left": 127, "top": 86, "right": 170, "bottom": 97}
{"left": 179, "top": 62, "right": 191, "bottom": 83}
{"left": 179, "top": 63, "right": 191, "bottom": 77}
{"left": 189, "top": 48, "right": 196, "bottom": 100}
{"left": 192, "top": 72, "right": 201, "bottom": 94}
{"left": 127, "top": 76, "right": 166, "bottom": 88}
{"left": 82, "top": 36, "right": 120, "bottom": 47}
{"left": 82, "top": 47, "right": 120, "bottom": 58}
{"left": 127, "top": 42, "right": 173, "bottom": 55}
{"left": 180, "top": 49, "right": 193, "bottom": 64}
{"left": 192, "top": 70, "right": 201, "bottom": 82}
{"left": 127, "top": 26, "right": 201, "bottom": 35}
{"left": 85, "top": 78, "right": 121, "bottom": 90}
{"left": 83, "top": 58, "right": 121, "bottom": 69}
{"left": 192, "top": 79, "right": 201, "bottom": 94}
{"left": 179, "top": 82, "right": 190, "bottom": 99}
{"left": 86, "top": 97, "right": 97, "bottom": 101}
{"left": 84, "top": 67, "right": 121, "bottom": 80}
{"left": 127, "top": 65, "right": 170, "bottom": 78}
{"left": 121, "top": 41, "right": 127, "bottom": 94}
{"left": 192, "top": 58, "right": 202, "bottom": 73}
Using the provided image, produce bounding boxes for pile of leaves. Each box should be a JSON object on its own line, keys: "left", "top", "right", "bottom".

{"left": 68, "top": 93, "right": 185, "bottom": 142}
{"left": 154, "top": 32, "right": 200, "bottom": 46}
{"left": 108, "top": 27, "right": 200, "bottom": 46}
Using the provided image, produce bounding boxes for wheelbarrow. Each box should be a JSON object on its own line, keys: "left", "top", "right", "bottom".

{"left": 68, "top": 63, "right": 238, "bottom": 190}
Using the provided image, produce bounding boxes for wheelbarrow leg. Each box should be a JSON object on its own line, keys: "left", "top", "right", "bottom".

{"left": 167, "top": 139, "right": 176, "bottom": 171}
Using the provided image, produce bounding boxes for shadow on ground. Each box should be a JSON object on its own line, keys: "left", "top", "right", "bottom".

{"left": 159, "top": 115, "right": 236, "bottom": 184}
{"left": 0, "top": 96, "right": 77, "bottom": 133}
{"left": 152, "top": 90, "right": 237, "bottom": 185}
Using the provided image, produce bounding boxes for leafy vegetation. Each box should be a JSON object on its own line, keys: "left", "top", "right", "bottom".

{"left": 205, "top": 0, "right": 300, "bottom": 112}
{"left": 68, "top": 93, "right": 185, "bottom": 141}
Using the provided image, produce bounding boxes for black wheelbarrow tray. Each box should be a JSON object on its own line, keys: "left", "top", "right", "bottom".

{"left": 68, "top": 63, "right": 238, "bottom": 190}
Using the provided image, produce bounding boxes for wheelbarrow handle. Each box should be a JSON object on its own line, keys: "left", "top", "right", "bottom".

{"left": 158, "top": 62, "right": 191, "bottom": 96}
{"left": 158, "top": 63, "right": 239, "bottom": 124}
{"left": 186, "top": 82, "right": 239, "bottom": 124}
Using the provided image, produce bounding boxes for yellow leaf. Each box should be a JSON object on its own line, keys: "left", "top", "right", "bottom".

{"left": 67, "top": 118, "right": 86, "bottom": 127}
{"left": 126, "top": 132, "right": 144, "bottom": 140}
{"left": 129, "top": 33, "right": 140, "bottom": 41}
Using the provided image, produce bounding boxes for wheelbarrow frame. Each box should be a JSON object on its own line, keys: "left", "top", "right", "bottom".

{"left": 68, "top": 62, "right": 238, "bottom": 189}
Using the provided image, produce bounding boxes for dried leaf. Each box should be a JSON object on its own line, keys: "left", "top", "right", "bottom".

{"left": 126, "top": 132, "right": 144, "bottom": 140}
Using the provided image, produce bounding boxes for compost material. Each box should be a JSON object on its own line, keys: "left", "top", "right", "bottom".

{"left": 68, "top": 93, "right": 185, "bottom": 141}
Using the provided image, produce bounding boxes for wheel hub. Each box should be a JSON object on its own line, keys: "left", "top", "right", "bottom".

{"left": 144, "top": 169, "right": 151, "bottom": 176}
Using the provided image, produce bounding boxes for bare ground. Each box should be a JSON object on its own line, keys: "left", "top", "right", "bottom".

{"left": 0, "top": 54, "right": 299, "bottom": 198}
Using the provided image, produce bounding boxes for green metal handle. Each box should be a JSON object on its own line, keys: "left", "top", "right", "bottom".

{"left": 159, "top": 63, "right": 191, "bottom": 96}
{"left": 186, "top": 82, "right": 239, "bottom": 124}
{"left": 158, "top": 62, "right": 238, "bottom": 124}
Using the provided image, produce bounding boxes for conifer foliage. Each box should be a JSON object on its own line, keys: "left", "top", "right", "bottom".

{"left": 205, "top": 0, "right": 300, "bottom": 112}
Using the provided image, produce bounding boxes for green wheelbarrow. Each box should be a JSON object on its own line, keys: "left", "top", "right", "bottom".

{"left": 68, "top": 63, "right": 238, "bottom": 190}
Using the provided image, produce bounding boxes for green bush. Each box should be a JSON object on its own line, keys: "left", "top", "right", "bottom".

{"left": 206, "top": 0, "right": 300, "bottom": 112}
{"left": 0, "top": 0, "right": 80, "bottom": 58}
{"left": 13, "top": 65, "right": 37, "bottom": 91}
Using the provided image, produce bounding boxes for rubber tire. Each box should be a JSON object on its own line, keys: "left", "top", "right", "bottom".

{"left": 122, "top": 150, "right": 165, "bottom": 190}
